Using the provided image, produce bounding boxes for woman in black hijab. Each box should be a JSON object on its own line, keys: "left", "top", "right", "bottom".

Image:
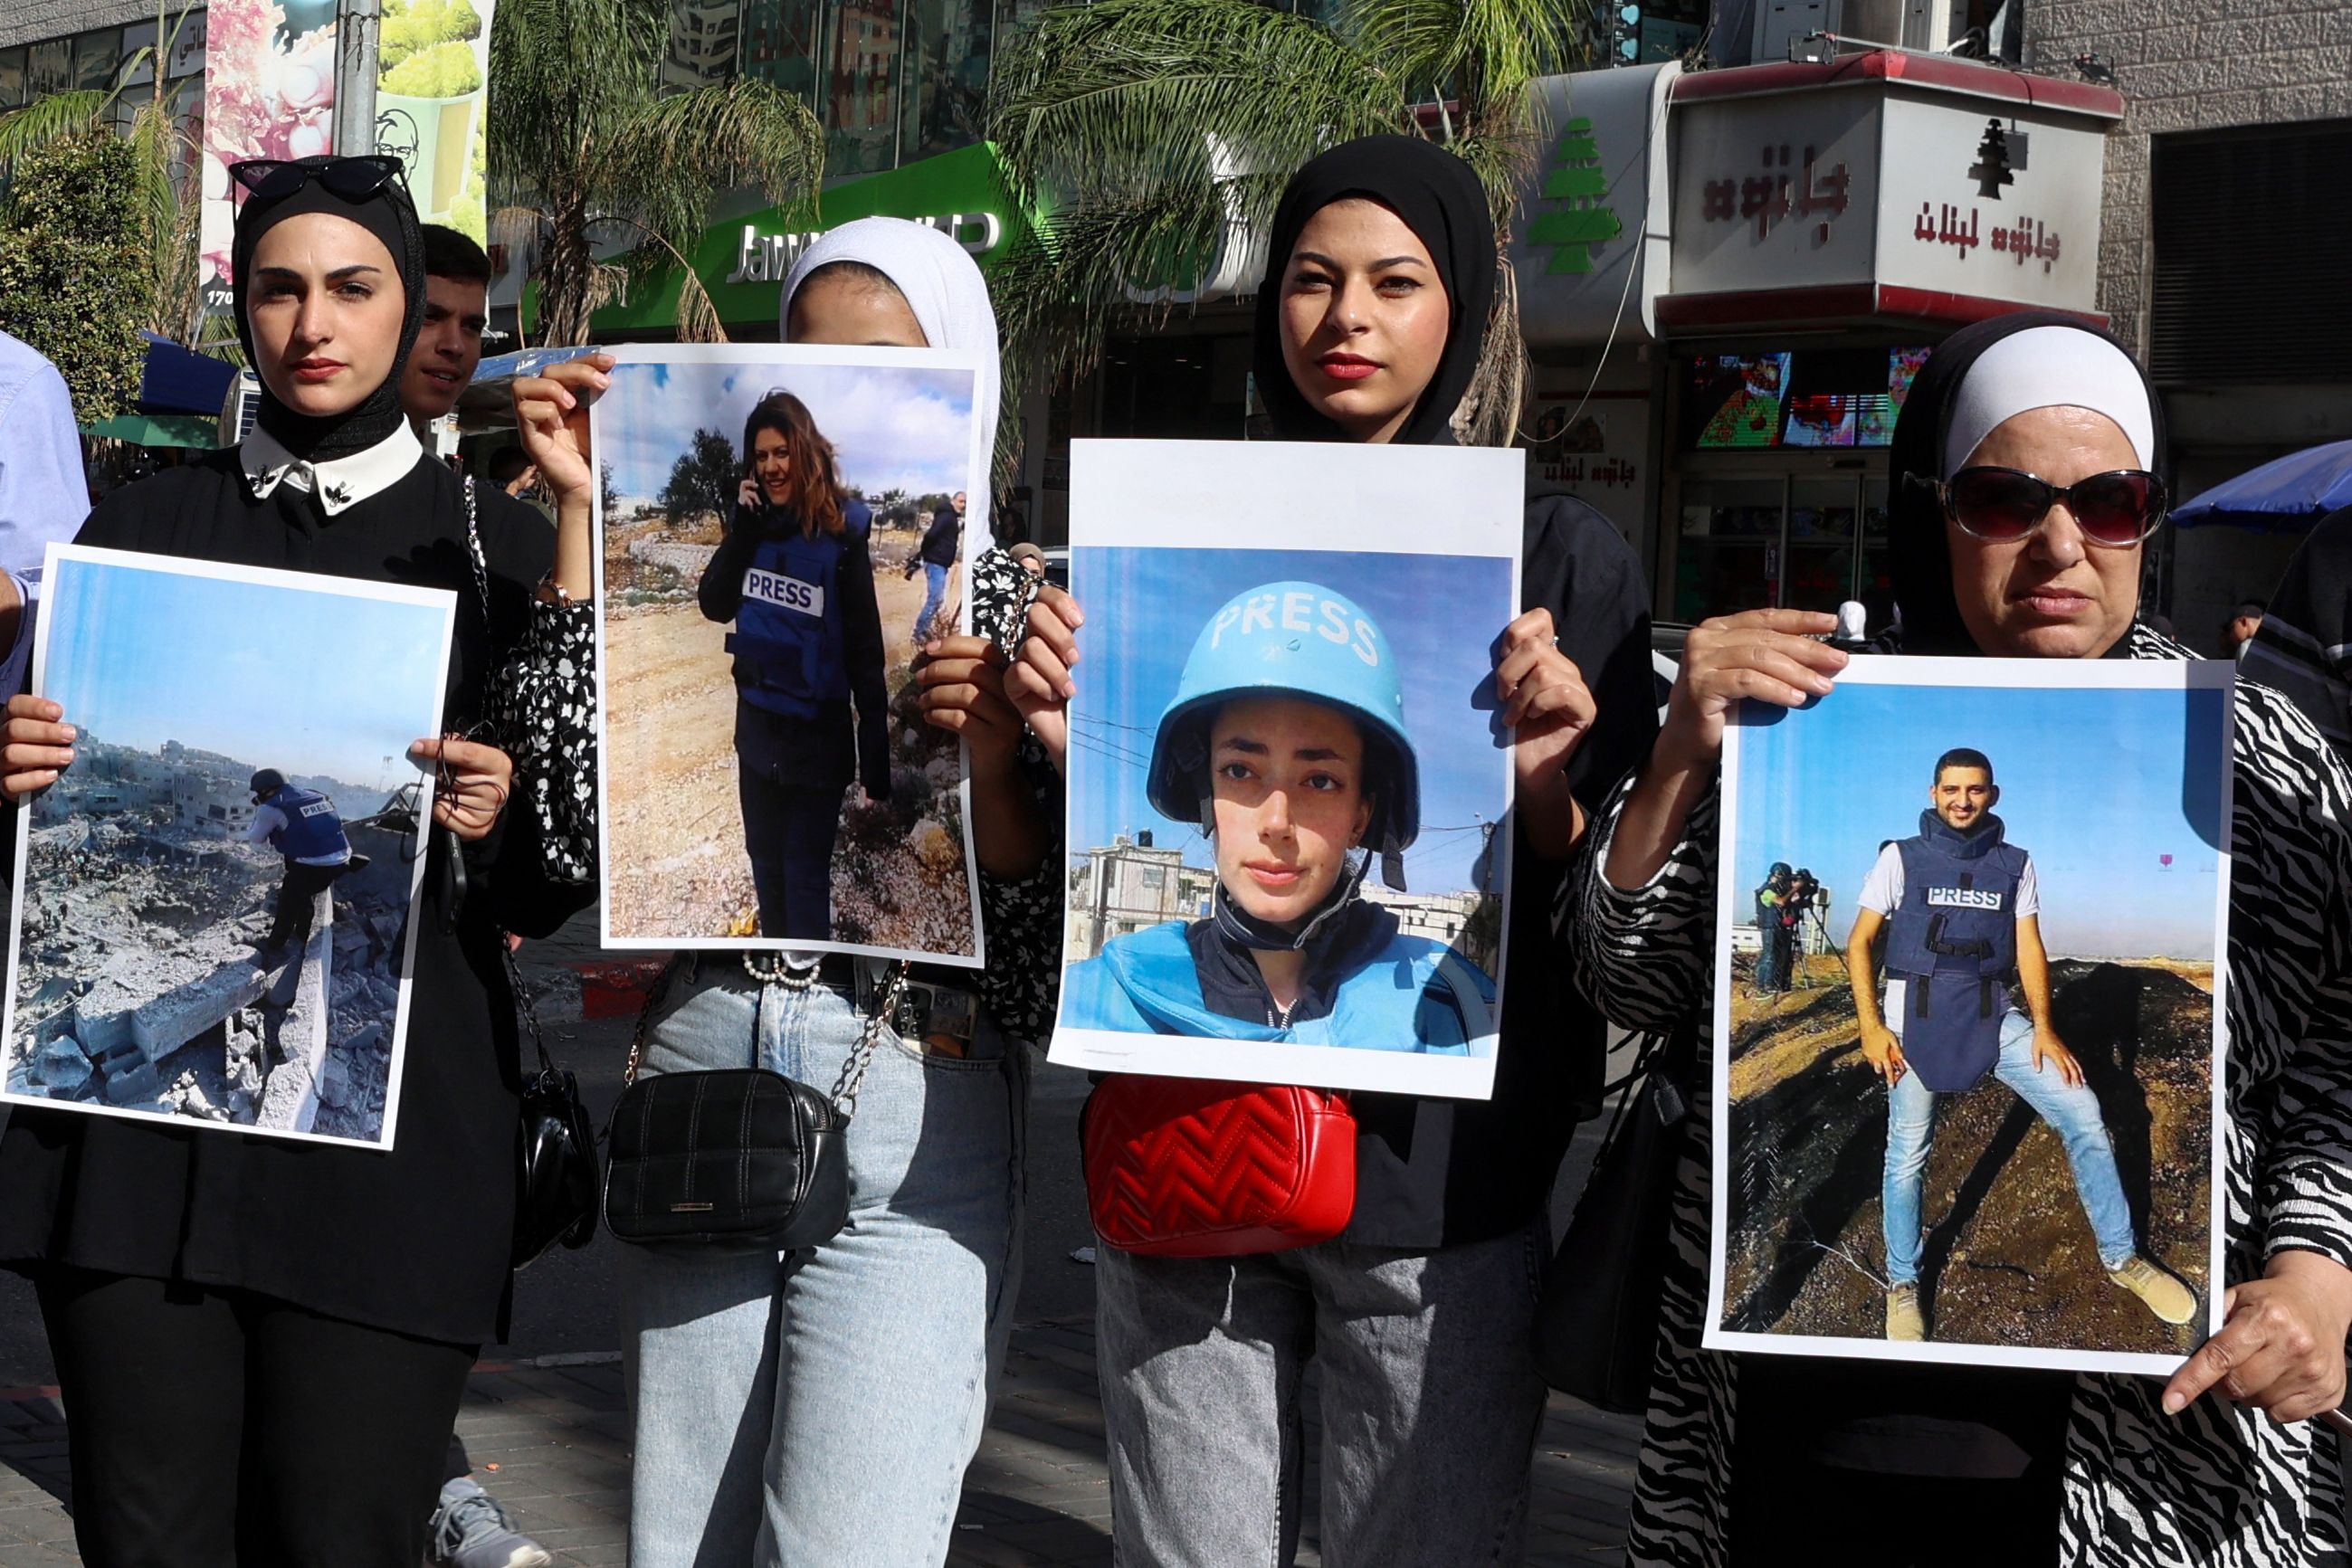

{"left": 1568, "top": 310, "right": 2352, "bottom": 1565}
{"left": 1013, "top": 135, "right": 1658, "bottom": 1566}
{"left": 0, "top": 157, "right": 595, "bottom": 1566}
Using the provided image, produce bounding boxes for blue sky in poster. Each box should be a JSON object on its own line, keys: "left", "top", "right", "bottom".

{"left": 42, "top": 556, "right": 447, "bottom": 788}
{"left": 1065, "top": 545, "right": 1515, "bottom": 898}
{"left": 600, "top": 358, "right": 975, "bottom": 508}
{"left": 1730, "top": 679, "right": 2229, "bottom": 961}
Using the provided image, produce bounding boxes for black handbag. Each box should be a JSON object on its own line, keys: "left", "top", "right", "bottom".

{"left": 509, "top": 946, "right": 600, "bottom": 1266}
{"left": 1532, "top": 1024, "right": 1696, "bottom": 1414}
{"left": 603, "top": 956, "right": 908, "bottom": 1254}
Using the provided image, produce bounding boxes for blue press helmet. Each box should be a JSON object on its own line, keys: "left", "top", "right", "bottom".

{"left": 1146, "top": 581, "right": 1420, "bottom": 861}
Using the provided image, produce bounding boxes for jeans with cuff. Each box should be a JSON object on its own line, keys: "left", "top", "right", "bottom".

{"left": 1882, "top": 1007, "right": 2137, "bottom": 1288}
{"left": 619, "top": 959, "right": 1027, "bottom": 1568}
{"left": 1094, "top": 1221, "right": 1548, "bottom": 1567}
{"left": 916, "top": 562, "right": 949, "bottom": 642}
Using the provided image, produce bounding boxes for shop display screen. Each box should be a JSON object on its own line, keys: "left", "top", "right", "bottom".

{"left": 1686, "top": 347, "right": 1928, "bottom": 451}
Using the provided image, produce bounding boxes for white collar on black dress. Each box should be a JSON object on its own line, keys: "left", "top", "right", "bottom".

{"left": 239, "top": 419, "right": 424, "bottom": 516}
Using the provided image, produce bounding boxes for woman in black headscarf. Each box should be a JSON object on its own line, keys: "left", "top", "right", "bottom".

{"left": 1568, "top": 309, "right": 2352, "bottom": 1566}
{"left": 1012, "top": 135, "right": 1658, "bottom": 1566}
{"left": 0, "top": 157, "right": 595, "bottom": 1566}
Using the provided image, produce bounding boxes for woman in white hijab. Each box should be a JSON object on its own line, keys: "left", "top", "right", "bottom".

{"left": 620, "top": 218, "right": 1052, "bottom": 1568}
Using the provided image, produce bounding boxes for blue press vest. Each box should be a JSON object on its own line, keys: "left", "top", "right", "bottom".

{"left": 264, "top": 786, "right": 348, "bottom": 860}
{"left": 1883, "top": 810, "right": 2028, "bottom": 1092}
{"left": 725, "top": 506, "right": 866, "bottom": 720}
{"left": 1059, "top": 919, "right": 1498, "bottom": 1056}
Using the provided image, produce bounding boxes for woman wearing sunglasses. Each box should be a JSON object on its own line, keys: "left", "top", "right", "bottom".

{"left": 1567, "top": 310, "right": 2352, "bottom": 1565}
{"left": 0, "top": 156, "right": 596, "bottom": 1566}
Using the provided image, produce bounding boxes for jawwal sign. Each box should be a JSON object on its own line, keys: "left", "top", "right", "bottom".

{"left": 585, "top": 142, "right": 1034, "bottom": 335}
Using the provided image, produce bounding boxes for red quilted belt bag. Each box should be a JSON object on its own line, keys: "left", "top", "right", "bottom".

{"left": 1081, "top": 1074, "right": 1356, "bottom": 1257}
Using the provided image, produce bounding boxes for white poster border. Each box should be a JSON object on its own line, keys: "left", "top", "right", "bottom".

{"left": 1702, "top": 654, "right": 2234, "bottom": 1377}
{"left": 1045, "top": 438, "right": 1526, "bottom": 1103}
{"left": 0, "top": 543, "right": 455, "bottom": 1151}
{"left": 590, "top": 342, "right": 991, "bottom": 967}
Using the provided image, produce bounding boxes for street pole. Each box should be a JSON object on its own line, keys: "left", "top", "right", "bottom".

{"left": 331, "top": 0, "right": 380, "bottom": 161}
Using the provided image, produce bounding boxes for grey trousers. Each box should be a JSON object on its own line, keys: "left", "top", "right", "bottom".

{"left": 1094, "top": 1223, "right": 1549, "bottom": 1567}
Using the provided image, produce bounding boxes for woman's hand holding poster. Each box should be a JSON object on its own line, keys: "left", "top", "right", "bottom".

{"left": 1048, "top": 438, "right": 1521, "bottom": 1101}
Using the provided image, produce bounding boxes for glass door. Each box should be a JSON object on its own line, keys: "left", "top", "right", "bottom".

{"left": 1671, "top": 477, "right": 1783, "bottom": 623}
{"left": 1785, "top": 476, "right": 1860, "bottom": 614}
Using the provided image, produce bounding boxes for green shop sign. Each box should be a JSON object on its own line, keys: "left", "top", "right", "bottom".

{"left": 585, "top": 142, "right": 1037, "bottom": 334}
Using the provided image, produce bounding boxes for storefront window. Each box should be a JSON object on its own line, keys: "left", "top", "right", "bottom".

{"left": 1859, "top": 477, "right": 1893, "bottom": 633}
{"left": 72, "top": 30, "right": 121, "bottom": 93}
{"left": 899, "top": 0, "right": 990, "bottom": 163}
{"left": 26, "top": 39, "right": 71, "bottom": 99}
{"left": 0, "top": 49, "right": 24, "bottom": 109}
{"left": 1785, "top": 476, "right": 1857, "bottom": 615}
{"left": 1673, "top": 477, "right": 1782, "bottom": 623}
{"left": 826, "top": 0, "right": 900, "bottom": 177}
{"left": 742, "top": 0, "right": 822, "bottom": 102}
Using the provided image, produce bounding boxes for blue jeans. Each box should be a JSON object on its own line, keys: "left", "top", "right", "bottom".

{"left": 1881, "top": 1007, "right": 2136, "bottom": 1288}
{"left": 916, "top": 562, "right": 948, "bottom": 642}
{"left": 618, "top": 960, "right": 1027, "bottom": 1568}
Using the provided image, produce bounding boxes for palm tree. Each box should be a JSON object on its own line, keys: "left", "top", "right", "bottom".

{"left": 490, "top": 0, "right": 826, "bottom": 347}
{"left": 987, "top": 0, "right": 1587, "bottom": 451}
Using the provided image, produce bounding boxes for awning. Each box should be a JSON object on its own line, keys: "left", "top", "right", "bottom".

{"left": 2174, "top": 441, "right": 2352, "bottom": 532}
{"left": 452, "top": 346, "right": 605, "bottom": 433}
{"left": 81, "top": 411, "right": 219, "bottom": 448}
{"left": 136, "top": 332, "right": 237, "bottom": 416}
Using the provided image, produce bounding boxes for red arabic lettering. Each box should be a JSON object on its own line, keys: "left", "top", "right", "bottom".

{"left": 1704, "top": 143, "right": 1851, "bottom": 240}
{"left": 1987, "top": 214, "right": 2063, "bottom": 272}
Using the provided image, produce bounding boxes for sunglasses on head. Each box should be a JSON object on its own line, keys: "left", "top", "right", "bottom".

{"left": 1936, "top": 465, "right": 2167, "bottom": 547}
{"left": 227, "top": 155, "right": 408, "bottom": 203}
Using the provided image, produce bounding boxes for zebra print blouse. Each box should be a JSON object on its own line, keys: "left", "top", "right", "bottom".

{"left": 1562, "top": 621, "right": 2352, "bottom": 1567}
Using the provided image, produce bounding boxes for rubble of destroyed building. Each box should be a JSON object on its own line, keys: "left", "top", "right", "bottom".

{"left": 4, "top": 733, "right": 415, "bottom": 1144}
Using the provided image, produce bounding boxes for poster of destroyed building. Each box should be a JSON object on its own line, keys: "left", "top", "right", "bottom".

{"left": 0, "top": 546, "right": 454, "bottom": 1149}
{"left": 1707, "top": 658, "right": 2232, "bottom": 1375}
{"left": 594, "top": 344, "right": 989, "bottom": 964}
{"left": 1048, "top": 440, "right": 1520, "bottom": 1100}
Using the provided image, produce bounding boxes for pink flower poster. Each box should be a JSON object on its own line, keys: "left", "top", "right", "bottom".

{"left": 198, "top": 0, "right": 341, "bottom": 310}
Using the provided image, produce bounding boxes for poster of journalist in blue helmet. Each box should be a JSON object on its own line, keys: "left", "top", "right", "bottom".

{"left": 1049, "top": 440, "right": 1521, "bottom": 1100}
{"left": 1709, "top": 658, "right": 2232, "bottom": 1375}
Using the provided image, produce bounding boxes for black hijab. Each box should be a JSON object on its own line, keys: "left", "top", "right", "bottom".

{"left": 1888, "top": 310, "right": 2166, "bottom": 655}
{"left": 1252, "top": 136, "right": 1496, "bottom": 447}
{"left": 231, "top": 158, "right": 427, "bottom": 462}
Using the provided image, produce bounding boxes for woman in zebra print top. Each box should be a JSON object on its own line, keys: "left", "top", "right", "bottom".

{"left": 1565, "top": 312, "right": 2352, "bottom": 1565}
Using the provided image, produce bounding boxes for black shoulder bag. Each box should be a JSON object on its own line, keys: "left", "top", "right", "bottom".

{"left": 510, "top": 944, "right": 601, "bottom": 1265}
{"left": 1531, "top": 1023, "right": 1697, "bottom": 1414}
{"left": 603, "top": 956, "right": 909, "bottom": 1253}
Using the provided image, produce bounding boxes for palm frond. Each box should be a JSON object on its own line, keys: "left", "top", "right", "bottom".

{"left": 0, "top": 91, "right": 110, "bottom": 184}
{"left": 595, "top": 76, "right": 824, "bottom": 257}
{"left": 992, "top": 0, "right": 1403, "bottom": 208}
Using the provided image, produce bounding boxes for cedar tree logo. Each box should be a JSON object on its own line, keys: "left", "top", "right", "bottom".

{"left": 1526, "top": 116, "right": 1623, "bottom": 275}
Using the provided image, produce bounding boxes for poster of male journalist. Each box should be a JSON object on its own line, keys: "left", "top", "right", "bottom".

{"left": 1708, "top": 658, "right": 2233, "bottom": 1374}
{"left": 0, "top": 546, "right": 454, "bottom": 1150}
{"left": 593, "top": 344, "right": 989, "bottom": 963}
{"left": 1047, "top": 440, "right": 1520, "bottom": 1101}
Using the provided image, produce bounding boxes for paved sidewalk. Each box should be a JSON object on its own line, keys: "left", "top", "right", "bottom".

{"left": 0, "top": 1316, "right": 1640, "bottom": 1567}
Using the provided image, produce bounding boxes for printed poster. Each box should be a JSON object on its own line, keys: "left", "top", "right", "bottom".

{"left": 1, "top": 546, "right": 455, "bottom": 1150}
{"left": 1048, "top": 439, "right": 1522, "bottom": 1100}
{"left": 1708, "top": 658, "right": 2232, "bottom": 1374}
{"left": 593, "top": 344, "right": 990, "bottom": 965}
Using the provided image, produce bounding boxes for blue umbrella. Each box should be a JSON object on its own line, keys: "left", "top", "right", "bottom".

{"left": 134, "top": 331, "right": 236, "bottom": 416}
{"left": 2173, "top": 440, "right": 2352, "bottom": 532}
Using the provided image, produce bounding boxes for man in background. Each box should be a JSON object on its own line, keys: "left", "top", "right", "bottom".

{"left": 0, "top": 328, "right": 89, "bottom": 697}
{"left": 401, "top": 225, "right": 492, "bottom": 441}
{"left": 905, "top": 488, "right": 965, "bottom": 645}
{"left": 387, "top": 223, "right": 558, "bottom": 1568}
{"left": 2222, "top": 600, "right": 2265, "bottom": 660}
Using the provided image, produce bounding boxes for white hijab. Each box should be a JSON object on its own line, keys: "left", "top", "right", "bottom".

{"left": 1940, "top": 324, "right": 2157, "bottom": 478}
{"left": 780, "top": 218, "right": 1003, "bottom": 547}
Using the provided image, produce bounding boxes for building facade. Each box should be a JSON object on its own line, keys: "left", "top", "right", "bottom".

{"left": 2024, "top": 0, "right": 2352, "bottom": 652}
